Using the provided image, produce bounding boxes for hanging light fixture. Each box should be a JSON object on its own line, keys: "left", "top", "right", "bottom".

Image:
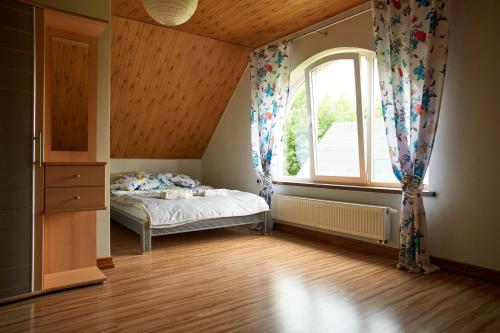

{"left": 142, "top": 0, "right": 198, "bottom": 26}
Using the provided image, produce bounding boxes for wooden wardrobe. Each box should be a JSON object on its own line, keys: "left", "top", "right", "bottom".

{"left": 0, "top": 0, "right": 107, "bottom": 301}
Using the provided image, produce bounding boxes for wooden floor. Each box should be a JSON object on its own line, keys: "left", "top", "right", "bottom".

{"left": 1, "top": 222, "right": 499, "bottom": 333}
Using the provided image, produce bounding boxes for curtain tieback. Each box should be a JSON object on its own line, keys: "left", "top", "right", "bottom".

{"left": 257, "top": 174, "right": 273, "bottom": 188}
{"left": 402, "top": 175, "right": 423, "bottom": 198}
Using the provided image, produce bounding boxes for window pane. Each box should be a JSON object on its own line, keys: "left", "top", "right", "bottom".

{"left": 281, "top": 84, "right": 310, "bottom": 177}
{"left": 372, "top": 60, "right": 398, "bottom": 183}
{"left": 310, "top": 59, "right": 360, "bottom": 177}
{"left": 360, "top": 56, "right": 370, "bottom": 153}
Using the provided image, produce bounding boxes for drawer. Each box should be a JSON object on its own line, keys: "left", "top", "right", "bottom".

{"left": 45, "top": 187, "right": 105, "bottom": 213}
{"left": 45, "top": 165, "right": 105, "bottom": 188}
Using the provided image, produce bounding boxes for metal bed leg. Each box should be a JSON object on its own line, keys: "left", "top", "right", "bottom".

{"left": 140, "top": 224, "right": 152, "bottom": 253}
{"left": 261, "top": 211, "right": 272, "bottom": 236}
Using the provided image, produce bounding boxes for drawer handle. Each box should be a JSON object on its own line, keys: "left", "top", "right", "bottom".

{"left": 74, "top": 174, "right": 81, "bottom": 179}
{"left": 74, "top": 195, "right": 80, "bottom": 200}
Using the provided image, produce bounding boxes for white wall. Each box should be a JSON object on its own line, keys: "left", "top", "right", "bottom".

{"left": 96, "top": 16, "right": 111, "bottom": 259}
{"left": 111, "top": 159, "right": 202, "bottom": 179}
{"left": 202, "top": 3, "right": 500, "bottom": 271}
{"left": 424, "top": 0, "right": 500, "bottom": 270}
{"left": 202, "top": 67, "right": 260, "bottom": 193}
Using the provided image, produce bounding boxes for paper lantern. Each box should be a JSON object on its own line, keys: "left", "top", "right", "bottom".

{"left": 142, "top": 0, "right": 198, "bottom": 26}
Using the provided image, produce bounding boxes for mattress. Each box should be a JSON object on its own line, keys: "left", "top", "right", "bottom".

{"left": 111, "top": 200, "right": 149, "bottom": 222}
{"left": 110, "top": 190, "right": 269, "bottom": 229}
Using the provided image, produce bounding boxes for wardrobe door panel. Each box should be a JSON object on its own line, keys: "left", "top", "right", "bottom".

{"left": 0, "top": 0, "right": 34, "bottom": 299}
{"left": 0, "top": 47, "right": 33, "bottom": 70}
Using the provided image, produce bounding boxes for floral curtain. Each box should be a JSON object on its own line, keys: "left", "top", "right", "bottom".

{"left": 250, "top": 42, "right": 291, "bottom": 205}
{"left": 372, "top": 0, "right": 450, "bottom": 272}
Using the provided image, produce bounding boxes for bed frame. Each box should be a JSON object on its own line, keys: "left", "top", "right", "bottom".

{"left": 111, "top": 207, "right": 272, "bottom": 253}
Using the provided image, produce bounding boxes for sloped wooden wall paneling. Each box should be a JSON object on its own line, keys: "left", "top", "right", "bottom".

{"left": 111, "top": 0, "right": 367, "bottom": 48}
{"left": 111, "top": 16, "right": 251, "bottom": 159}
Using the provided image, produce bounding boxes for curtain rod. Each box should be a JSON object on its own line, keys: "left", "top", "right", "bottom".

{"left": 285, "top": 7, "right": 373, "bottom": 43}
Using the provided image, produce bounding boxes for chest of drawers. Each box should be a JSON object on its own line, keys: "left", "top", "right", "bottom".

{"left": 42, "top": 162, "right": 107, "bottom": 291}
{"left": 44, "top": 163, "right": 106, "bottom": 213}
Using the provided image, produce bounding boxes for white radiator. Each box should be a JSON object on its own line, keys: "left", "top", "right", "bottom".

{"left": 271, "top": 195, "right": 393, "bottom": 242}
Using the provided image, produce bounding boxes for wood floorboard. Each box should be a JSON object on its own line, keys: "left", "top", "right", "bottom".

{"left": 0, "top": 221, "right": 499, "bottom": 333}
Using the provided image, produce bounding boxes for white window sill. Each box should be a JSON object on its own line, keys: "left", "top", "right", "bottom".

{"left": 272, "top": 179, "right": 436, "bottom": 197}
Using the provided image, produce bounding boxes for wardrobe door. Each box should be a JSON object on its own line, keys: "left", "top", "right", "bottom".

{"left": 0, "top": 0, "right": 34, "bottom": 298}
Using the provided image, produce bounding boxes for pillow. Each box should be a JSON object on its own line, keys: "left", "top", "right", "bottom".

{"left": 136, "top": 174, "right": 165, "bottom": 191}
{"left": 170, "top": 174, "right": 201, "bottom": 189}
{"left": 155, "top": 173, "right": 175, "bottom": 187}
{"left": 110, "top": 172, "right": 147, "bottom": 191}
{"left": 195, "top": 185, "right": 213, "bottom": 190}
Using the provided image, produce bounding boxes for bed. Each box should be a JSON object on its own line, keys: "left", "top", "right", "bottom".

{"left": 110, "top": 172, "right": 271, "bottom": 252}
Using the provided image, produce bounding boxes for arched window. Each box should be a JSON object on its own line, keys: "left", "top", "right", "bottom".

{"left": 275, "top": 49, "right": 424, "bottom": 186}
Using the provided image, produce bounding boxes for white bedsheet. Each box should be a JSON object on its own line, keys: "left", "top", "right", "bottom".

{"left": 111, "top": 200, "right": 149, "bottom": 221}
{"left": 111, "top": 190, "right": 269, "bottom": 228}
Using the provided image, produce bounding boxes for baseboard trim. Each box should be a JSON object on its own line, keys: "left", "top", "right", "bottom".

{"left": 429, "top": 256, "right": 500, "bottom": 285}
{"left": 274, "top": 222, "right": 500, "bottom": 285}
{"left": 274, "top": 222, "right": 399, "bottom": 258}
{"left": 97, "top": 256, "right": 115, "bottom": 270}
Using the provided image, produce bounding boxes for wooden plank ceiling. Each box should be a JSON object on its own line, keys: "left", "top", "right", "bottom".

{"left": 111, "top": 0, "right": 366, "bottom": 159}
{"left": 111, "top": 0, "right": 367, "bottom": 48}
{"left": 111, "top": 16, "right": 250, "bottom": 158}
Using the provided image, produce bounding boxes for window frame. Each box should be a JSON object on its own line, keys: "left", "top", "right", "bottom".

{"left": 363, "top": 53, "right": 401, "bottom": 188}
{"left": 275, "top": 49, "right": 428, "bottom": 189}
{"left": 274, "top": 81, "right": 312, "bottom": 183}
{"left": 305, "top": 52, "right": 367, "bottom": 185}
